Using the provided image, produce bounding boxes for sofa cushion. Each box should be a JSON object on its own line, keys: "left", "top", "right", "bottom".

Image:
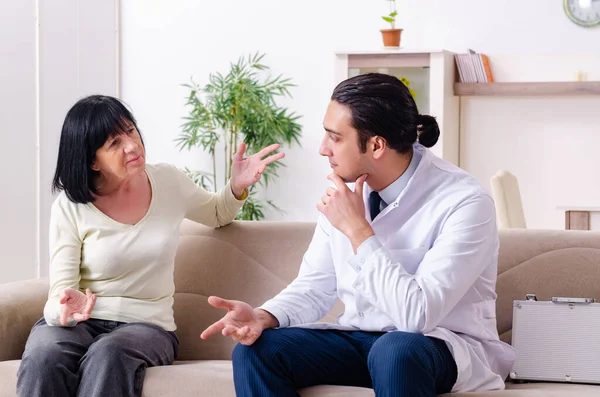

{"left": 457, "top": 382, "right": 600, "bottom": 396}
{"left": 0, "top": 360, "right": 18, "bottom": 397}
{"left": 2, "top": 359, "right": 598, "bottom": 396}
{"left": 143, "top": 362, "right": 600, "bottom": 397}
{"left": 143, "top": 361, "right": 376, "bottom": 397}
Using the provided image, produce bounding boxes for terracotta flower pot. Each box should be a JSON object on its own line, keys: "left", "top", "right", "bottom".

{"left": 380, "top": 28, "right": 402, "bottom": 47}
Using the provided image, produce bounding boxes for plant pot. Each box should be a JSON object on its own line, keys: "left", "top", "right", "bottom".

{"left": 380, "top": 28, "right": 402, "bottom": 47}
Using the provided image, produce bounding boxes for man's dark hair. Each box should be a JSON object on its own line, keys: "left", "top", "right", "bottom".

{"left": 331, "top": 73, "right": 439, "bottom": 153}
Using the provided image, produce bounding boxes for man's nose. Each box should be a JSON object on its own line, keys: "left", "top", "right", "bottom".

{"left": 319, "top": 138, "right": 330, "bottom": 157}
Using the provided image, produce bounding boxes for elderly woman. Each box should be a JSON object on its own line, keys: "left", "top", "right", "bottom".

{"left": 16, "top": 95, "right": 284, "bottom": 397}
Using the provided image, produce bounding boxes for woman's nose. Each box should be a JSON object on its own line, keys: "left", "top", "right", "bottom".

{"left": 123, "top": 137, "right": 138, "bottom": 152}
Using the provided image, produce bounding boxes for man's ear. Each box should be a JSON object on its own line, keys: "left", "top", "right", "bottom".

{"left": 371, "top": 136, "right": 387, "bottom": 160}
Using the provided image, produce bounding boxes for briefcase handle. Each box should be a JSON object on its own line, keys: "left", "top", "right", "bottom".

{"left": 551, "top": 296, "right": 596, "bottom": 304}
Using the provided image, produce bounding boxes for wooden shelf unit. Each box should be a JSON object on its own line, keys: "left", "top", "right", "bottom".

{"left": 454, "top": 81, "right": 600, "bottom": 97}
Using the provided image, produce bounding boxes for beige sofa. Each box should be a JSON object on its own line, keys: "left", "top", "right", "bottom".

{"left": 1, "top": 220, "right": 600, "bottom": 396}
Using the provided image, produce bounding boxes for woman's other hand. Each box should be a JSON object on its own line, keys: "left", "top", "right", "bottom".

{"left": 59, "top": 288, "right": 97, "bottom": 326}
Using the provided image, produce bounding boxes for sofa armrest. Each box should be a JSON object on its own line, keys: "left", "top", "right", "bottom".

{"left": 0, "top": 278, "right": 48, "bottom": 361}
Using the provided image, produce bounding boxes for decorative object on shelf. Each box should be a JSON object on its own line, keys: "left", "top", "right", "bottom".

{"left": 176, "top": 52, "right": 303, "bottom": 220}
{"left": 381, "top": 0, "right": 402, "bottom": 47}
{"left": 399, "top": 76, "right": 416, "bottom": 99}
{"left": 564, "top": 0, "right": 600, "bottom": 28}
{"left": 454, "top": 49, "right": 494, "bottom": 83}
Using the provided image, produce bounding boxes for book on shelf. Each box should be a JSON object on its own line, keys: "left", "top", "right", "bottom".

{"left": 455, "top": 49, "right": 493, "bottom": 83}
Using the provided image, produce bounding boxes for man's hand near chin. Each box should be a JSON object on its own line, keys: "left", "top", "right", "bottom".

{"left": 317, "top": 173, "right": 375, "bottom": 253}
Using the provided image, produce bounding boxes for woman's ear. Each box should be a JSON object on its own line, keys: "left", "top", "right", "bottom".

{"left": 90, "top": 161, "right": 100, "bottom": 171}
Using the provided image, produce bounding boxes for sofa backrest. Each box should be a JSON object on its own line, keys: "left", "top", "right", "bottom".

{"left": 173, "top": 220, "right": 600, "bottom": 360}
{"left": 495, "top": 228, "right": 600, "bottom": 344}
{"left": 172, "top": 220, "right": 316, "bottom": 360}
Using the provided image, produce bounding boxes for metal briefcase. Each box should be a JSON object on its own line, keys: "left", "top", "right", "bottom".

{"left": 510, "top": 294, "right": 600, "bottom": 384}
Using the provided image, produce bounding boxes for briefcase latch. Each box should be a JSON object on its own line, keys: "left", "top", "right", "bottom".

{"left": 525, "top": 294, "right": 537, "bottom": 301}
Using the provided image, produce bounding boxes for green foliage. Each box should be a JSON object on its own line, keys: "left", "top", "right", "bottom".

{"left": 399, "top": 76, "right": 416, "bottom": 99}
{"left": 176, "top": 52, "right": 303, "bottom": 220}
{"left": 236, "top": 185, "right": 284, "bottom": 221}
{"left": 181, "top": 167, "right": 213, "bottom": 191}
{"left": 382, "top": 0, "right": 398, "bottom": 29}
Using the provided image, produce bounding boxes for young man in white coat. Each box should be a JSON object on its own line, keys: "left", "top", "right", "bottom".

{"left": 200, "top": 73, "right": 517, "bottom": 396}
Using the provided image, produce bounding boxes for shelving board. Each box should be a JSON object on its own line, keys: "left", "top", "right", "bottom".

{"left": 454, "top": 82, "right": 600, "bottom": 96}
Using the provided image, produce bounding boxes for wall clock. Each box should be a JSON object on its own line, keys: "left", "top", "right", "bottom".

{"left": 564, "top": 0, "right": 600, "bottom": 27}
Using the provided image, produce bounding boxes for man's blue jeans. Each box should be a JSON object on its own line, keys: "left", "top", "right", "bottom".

{"left": 17, "top": 317, "right": 178, "bottom": 397}
{"left": 232, "top": 328, "right": 457, "bottom": 397}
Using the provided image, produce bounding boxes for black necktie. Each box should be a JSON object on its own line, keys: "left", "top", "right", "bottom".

{"left": 369, "top": 191, "right": 382, "bottom": 220}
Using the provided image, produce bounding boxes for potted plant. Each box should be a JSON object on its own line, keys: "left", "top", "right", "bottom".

{"left": 381, "top": 0, "right": 402, "bottom": 47}
{"left": 176, "top": 52, "right": 303, "bottom": 220}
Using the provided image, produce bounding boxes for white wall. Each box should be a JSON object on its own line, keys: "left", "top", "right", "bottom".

{"left": 0, "top": 0, "right": 118, "bottom": 284}
{"left": 120, "top": 0, "right": 600, "bottom": 228}
{"left": 460, "top": 54, "right": 600, "bottom": 230}
{"left": 2, "top": 0, "right": 600, "bottom": 283}
{"left": 0, "top": 0, "right": 37, "bottom": 283}
{"left": 38, "top": 0, "right": 119, "bottom": 278}
{"left": 120, "top": 0, "right": 384, "bottom": 221}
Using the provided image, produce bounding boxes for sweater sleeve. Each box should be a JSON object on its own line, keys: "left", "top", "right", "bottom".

{"left": 43, "top": 196, "right": 82, "bottom": 327}
{"left": 170, "top": 165, "right": 245, "bottom": 227}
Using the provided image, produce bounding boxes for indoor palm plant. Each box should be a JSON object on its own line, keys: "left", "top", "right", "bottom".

{"left": 175, "top": 52, "right": 302, "bottom": 220}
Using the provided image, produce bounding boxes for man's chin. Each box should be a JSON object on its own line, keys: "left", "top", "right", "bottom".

{"left": 332, "top": 170, "right": 360, "bottom": 184}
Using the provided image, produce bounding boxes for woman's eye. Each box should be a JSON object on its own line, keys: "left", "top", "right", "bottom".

{"left": 127, "top": 128, "right": 134, "bottom": 134}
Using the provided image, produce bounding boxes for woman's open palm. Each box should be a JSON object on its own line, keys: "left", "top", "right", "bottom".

{"left": 59, "top": 288, "right": 97, "bottom": 326}
{"left": 230, "top": 143, "right": 285, "bottom": 194}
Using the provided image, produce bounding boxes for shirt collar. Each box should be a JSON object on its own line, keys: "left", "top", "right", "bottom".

{"left": 377, "top": 146, "right": 422, "bottom": 207}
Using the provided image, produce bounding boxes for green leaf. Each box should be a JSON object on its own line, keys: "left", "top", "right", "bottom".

{"left": 382, "top": 16, "right": 394, "bottom": 23}
{"left": 181, "top": 167, "right": 214, "bottom": 191}
{"left": 177, "top": 52, "right": 303, "bottom": 220}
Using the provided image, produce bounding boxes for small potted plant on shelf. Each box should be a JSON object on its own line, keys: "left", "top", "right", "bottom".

{"left": 381, "top": 0, "right": 402, "bottom": 47}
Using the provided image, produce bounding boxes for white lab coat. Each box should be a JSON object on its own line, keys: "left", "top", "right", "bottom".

{"left": 260, "top": 144, "right": 517, "bottom": 392}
